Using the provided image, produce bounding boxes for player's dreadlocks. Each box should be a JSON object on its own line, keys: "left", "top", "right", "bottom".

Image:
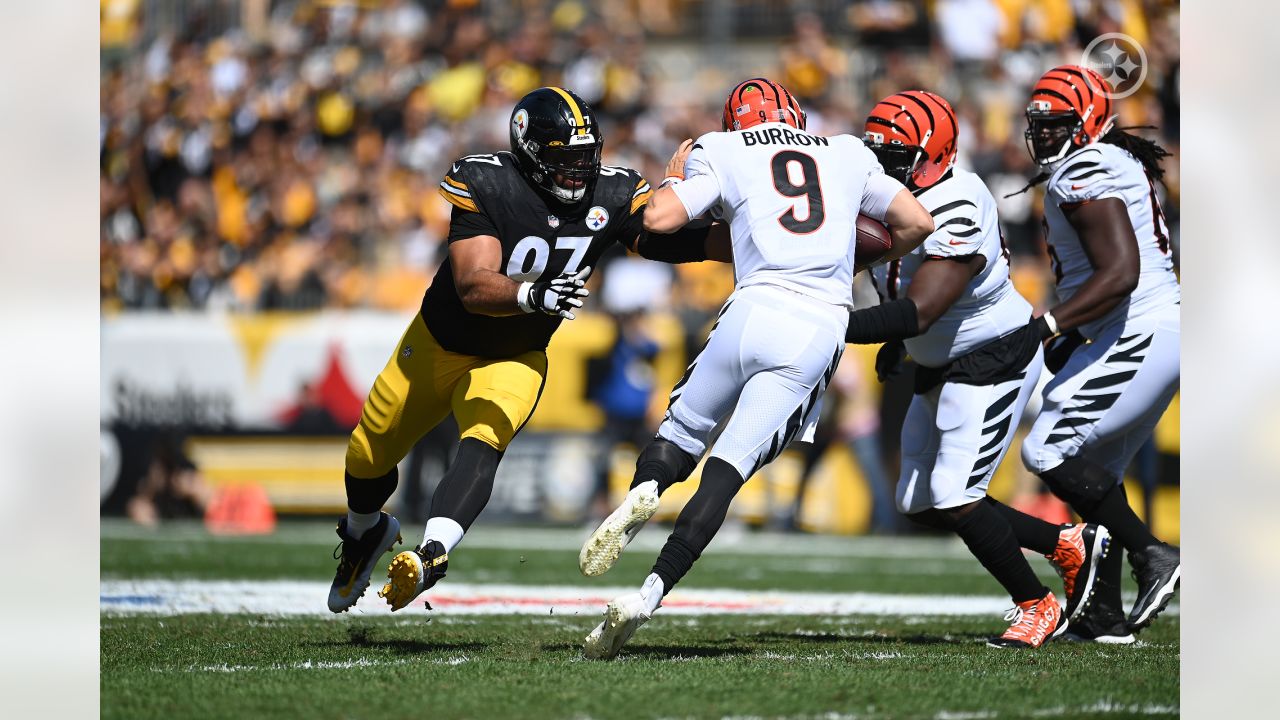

{"left": 1004, "top": 126, "right": 1172, "bottom": 198}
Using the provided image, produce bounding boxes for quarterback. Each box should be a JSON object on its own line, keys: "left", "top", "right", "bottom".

{"left": 580, "top": 78, "right": 935, "bottom": 659}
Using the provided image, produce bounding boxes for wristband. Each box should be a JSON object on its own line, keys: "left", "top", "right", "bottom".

{"left": 1042, "top": 311, "right": 1060, "bottom": 337}
{"left": 516, "top": 282, "right": 536, "bottom": 314}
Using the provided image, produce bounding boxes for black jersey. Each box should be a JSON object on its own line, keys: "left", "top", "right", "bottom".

{"left": 423, "top": 151, "right": 652, "bottom": 358}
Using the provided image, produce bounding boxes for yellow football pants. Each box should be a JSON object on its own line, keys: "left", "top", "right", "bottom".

{"left": 345, "top": 313, "right": 548, "bottom": 479}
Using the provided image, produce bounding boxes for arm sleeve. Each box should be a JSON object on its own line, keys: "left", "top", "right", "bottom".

{"left": 856, "top": 142, "right": 907, "bottom": 221}
{"left": 1049, "top": 148, "right": 1124, "bottom": 207}
{"left": 670, "top": 142, "right": 723, "bottom": 220}
{"left": 920, "top": 197, "right": 983, "bottom": 259}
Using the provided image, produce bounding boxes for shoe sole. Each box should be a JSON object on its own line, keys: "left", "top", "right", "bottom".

{"left": 328, "top": 518, "right": 402, "bottom": 614}
{"left": 1068, "top": 527, "right": 1111, "bottom": 621}
{"left": 1129, "top": 564, "right": 1181, "bottom": 631}
{"left": 579, "top": 490, "right": 660, "bottom": 577}
{"left": 1061, "top": 631, "right": 1136, "bottom": 645}
{"left": 380, "top": 550, "right": 426, "bottom": 612}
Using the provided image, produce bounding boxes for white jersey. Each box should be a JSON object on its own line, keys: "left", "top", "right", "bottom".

{"left": 1043, "top": 142, "right": 1181, "bottom": 339}
{"left": 672, "top": 123, "right": 906, "bottom": 310}
{"left": 872, "top": 168, "right": 1032, "bottom": 368}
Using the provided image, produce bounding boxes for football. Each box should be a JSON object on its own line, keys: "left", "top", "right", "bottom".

{"left": 855, "top": 213, "right": 893, "bottom": 269}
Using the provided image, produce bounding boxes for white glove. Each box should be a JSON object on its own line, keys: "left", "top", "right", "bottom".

{"left": 517, "top": 266, "right": 592, "bottom": 320}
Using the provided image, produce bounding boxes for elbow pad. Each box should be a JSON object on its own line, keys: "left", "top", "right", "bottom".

{"left": 845, "top": 298, "right": 920, "bottom": 344}
{"left": 635, "top": 226, "right": 711, "bottom": 264}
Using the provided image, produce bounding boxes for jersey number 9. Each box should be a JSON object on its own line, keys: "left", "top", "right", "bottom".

{"left": 770, "top": 150, "right": 825, "bottom": 234}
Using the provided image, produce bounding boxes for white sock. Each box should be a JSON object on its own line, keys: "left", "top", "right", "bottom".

{"left": 640, "top": 573, "right": 665, "bottom": 614}
{"left": 345, "top": 510, "right": 381, "bottom": 540}
{"left": 422, "top": 517, "right": 466, "bottom": 554}
{"left": 632, "top": 479, "right": 659, "bottom": 497}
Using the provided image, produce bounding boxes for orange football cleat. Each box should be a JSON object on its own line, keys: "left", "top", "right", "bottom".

{"left": 988, "top": 592, "right": 1066, "bottom": 649}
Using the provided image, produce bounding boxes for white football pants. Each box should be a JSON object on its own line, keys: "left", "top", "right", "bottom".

{"left": 896, "top": 348, "right": 1045, "bottom": 514}
{"left": 1022, "top": 306, "right": 1180, "bottom": 480}
{"left": 657, "top": 285, "right": 846, "bottom": 480}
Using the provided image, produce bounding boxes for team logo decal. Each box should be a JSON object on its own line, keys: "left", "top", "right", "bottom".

{"left": 586, "top": 206, "right": 609, "bottom": 231}
{"left": 512, "top": 109, "right": 529, "bottom": 139}
{"left": 547, "top": 215, "right": 560, "bottom": 228}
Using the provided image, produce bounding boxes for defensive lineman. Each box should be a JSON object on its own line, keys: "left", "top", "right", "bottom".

{"left": 327, "top": 87, "right": 704, "bottom": 613}
{"left": 581, "top": 78, "right": 935, "bottom": 659}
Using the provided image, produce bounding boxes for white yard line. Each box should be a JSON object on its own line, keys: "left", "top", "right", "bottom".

{"left": 99, "top": 579, "right": 1179, "bottom": 619}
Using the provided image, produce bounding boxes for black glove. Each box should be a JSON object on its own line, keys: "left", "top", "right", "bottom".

{"left": 874, "top": 340, "right": 907, "bottom": 382}
{"left": 519, "top": 266, "right": 591, "bottom": 320}
{"left": 1043, "top": 330, "right": 1086, "bottom": 374}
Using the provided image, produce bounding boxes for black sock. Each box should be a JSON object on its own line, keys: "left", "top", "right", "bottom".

{"left": 651, "top": 457, "right": 742, "bottom": 592}
{"left": 947, "top": 502, "right": 1048, "bottom": 604}
{"left": 632, "top": 437, "right": 699, "bottom": 496}
{"left": 345, "top": 467, "right": 398, "bottom": 513}
{"left": 428, "top": 438, "right": 500, "bottom": 531}
{"left": 1086, "top": 484, "right": 1159, "bottom": 553}
{"left": 984, "top": 497, "right": 1060, "bottom": 556}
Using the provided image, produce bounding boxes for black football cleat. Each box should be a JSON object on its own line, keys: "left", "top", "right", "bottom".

{"left": 1127, "top": 543, "right": 1180, "bottom": 631}
{"left": 328, "top": 513, "right": 402, "bottom": 613}
{"left": 1060, "top": 540, "right": 1134, "bottom": 643}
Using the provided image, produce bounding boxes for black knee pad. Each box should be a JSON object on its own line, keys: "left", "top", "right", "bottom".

{"left": 1039, "top": 456, "right": 1116, "bottom": 512}
{"left": 345, "top": 466, "right": 398, "bottom": 514}
{"left": 904, "top": 507, "right": 958, "bottom": 532}
{"left": 634, "top": 437, "right": 699, "bottom": 494}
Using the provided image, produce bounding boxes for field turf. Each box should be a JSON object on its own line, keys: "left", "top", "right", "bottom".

{"left": 101, "top": 519, "right": 1179, "bottom": 719}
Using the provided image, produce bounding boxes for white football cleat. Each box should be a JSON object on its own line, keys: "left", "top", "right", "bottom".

{"left": 579, "top": 481, "right": 660, "bottom": 577}
{"left": 583, "top": 591, "right": 653, "bottom": 660}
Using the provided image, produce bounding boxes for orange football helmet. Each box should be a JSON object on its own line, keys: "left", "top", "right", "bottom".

{"left": 1024, "top": 64, "right": 1117, "bottom": 165}
{"left": 722, "top": 78, "right": 806, "bottom": 132}
{"left": 862, "top": 90, "right": 958, "bottom": 190}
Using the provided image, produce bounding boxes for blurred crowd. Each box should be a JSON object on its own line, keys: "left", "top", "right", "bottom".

{"left": 101, "top": 0, "right": 1180, "bottom": 318}
{"left": 100, "top": 0, "right": 1181, "bottom": 530}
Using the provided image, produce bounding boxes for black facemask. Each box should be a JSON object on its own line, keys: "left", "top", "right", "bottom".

{"left": 869, "top": 142, "right": 923, "bottom": 188}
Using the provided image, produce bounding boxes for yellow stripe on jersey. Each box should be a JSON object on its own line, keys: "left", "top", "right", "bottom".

{"left": 438, "top": 187, "right": 478, "bottom": 212}
{"left": 633, "top": 182, "right": 651, "bottom": 197}
{"left": 547, "top": 86, "right": 586, "bottom": 135}
{"left": 631, "top": 189, "right": 653, "bottom": 214}
{"left": 635, "top": 178, "right": 647, "bottom": 189}
{"left": 443, "top": 175, "right": 469, "bottom": 191}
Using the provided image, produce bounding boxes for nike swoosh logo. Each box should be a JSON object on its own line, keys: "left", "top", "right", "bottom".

{"left": 948, "top": 239, "right": 969, "bottom": 246}
{"left": 1071, "top": 184, "right": 1089, "bottom": 190}
{"left": 452, "top": 163, "right": 460, "bottom": 173}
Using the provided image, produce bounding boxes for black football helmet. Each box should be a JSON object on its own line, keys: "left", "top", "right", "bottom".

{"left": 509, "top": 87, "right": 603, "bottom": 205}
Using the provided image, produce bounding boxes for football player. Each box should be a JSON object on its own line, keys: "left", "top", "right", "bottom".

{"left": 327, "top": 87, "right": 709, "bottom": 613}
{"left": 999, "top": 65, "right": 1181, "bottom": 641}
{"left": 580, "top": 78, "right": 935, "bottom": 659}
{"left": 842, "top": 90, "right": 1112, "bottom": 648}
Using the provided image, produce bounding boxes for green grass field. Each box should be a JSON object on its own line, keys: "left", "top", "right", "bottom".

{"left": 101, "top": 519, "right": 1179, "bottom": 719}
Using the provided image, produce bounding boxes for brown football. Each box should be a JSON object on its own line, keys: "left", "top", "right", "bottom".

{"left": 855, "top": 213, "right": 893, "bottom": 270}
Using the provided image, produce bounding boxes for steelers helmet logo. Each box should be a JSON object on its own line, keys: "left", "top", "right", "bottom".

{"left": 512, "top": 109, "right": 529, "bottom": 139}
{"left": 586, "top": 206, "right": 610, "bottom": 231}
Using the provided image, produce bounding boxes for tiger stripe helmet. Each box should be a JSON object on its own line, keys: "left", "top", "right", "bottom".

{"left": 1024, "top": 64, "right": 1117, "bottom": 165}
{"left": 862, "top": 90, "right": 958, "bottom": 190}
{"left": 722, "top": 78, "right": 806, "bottom": 132}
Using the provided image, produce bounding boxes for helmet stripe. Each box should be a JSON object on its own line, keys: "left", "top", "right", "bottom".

{"left": 546, "top": 86, "right": 587, "bottom": 135}
{"left": 900, "top": 93, "right": 937, "bottom": 139}
{"left": 875, "top": 99, "right": 920, "bottom": 143}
